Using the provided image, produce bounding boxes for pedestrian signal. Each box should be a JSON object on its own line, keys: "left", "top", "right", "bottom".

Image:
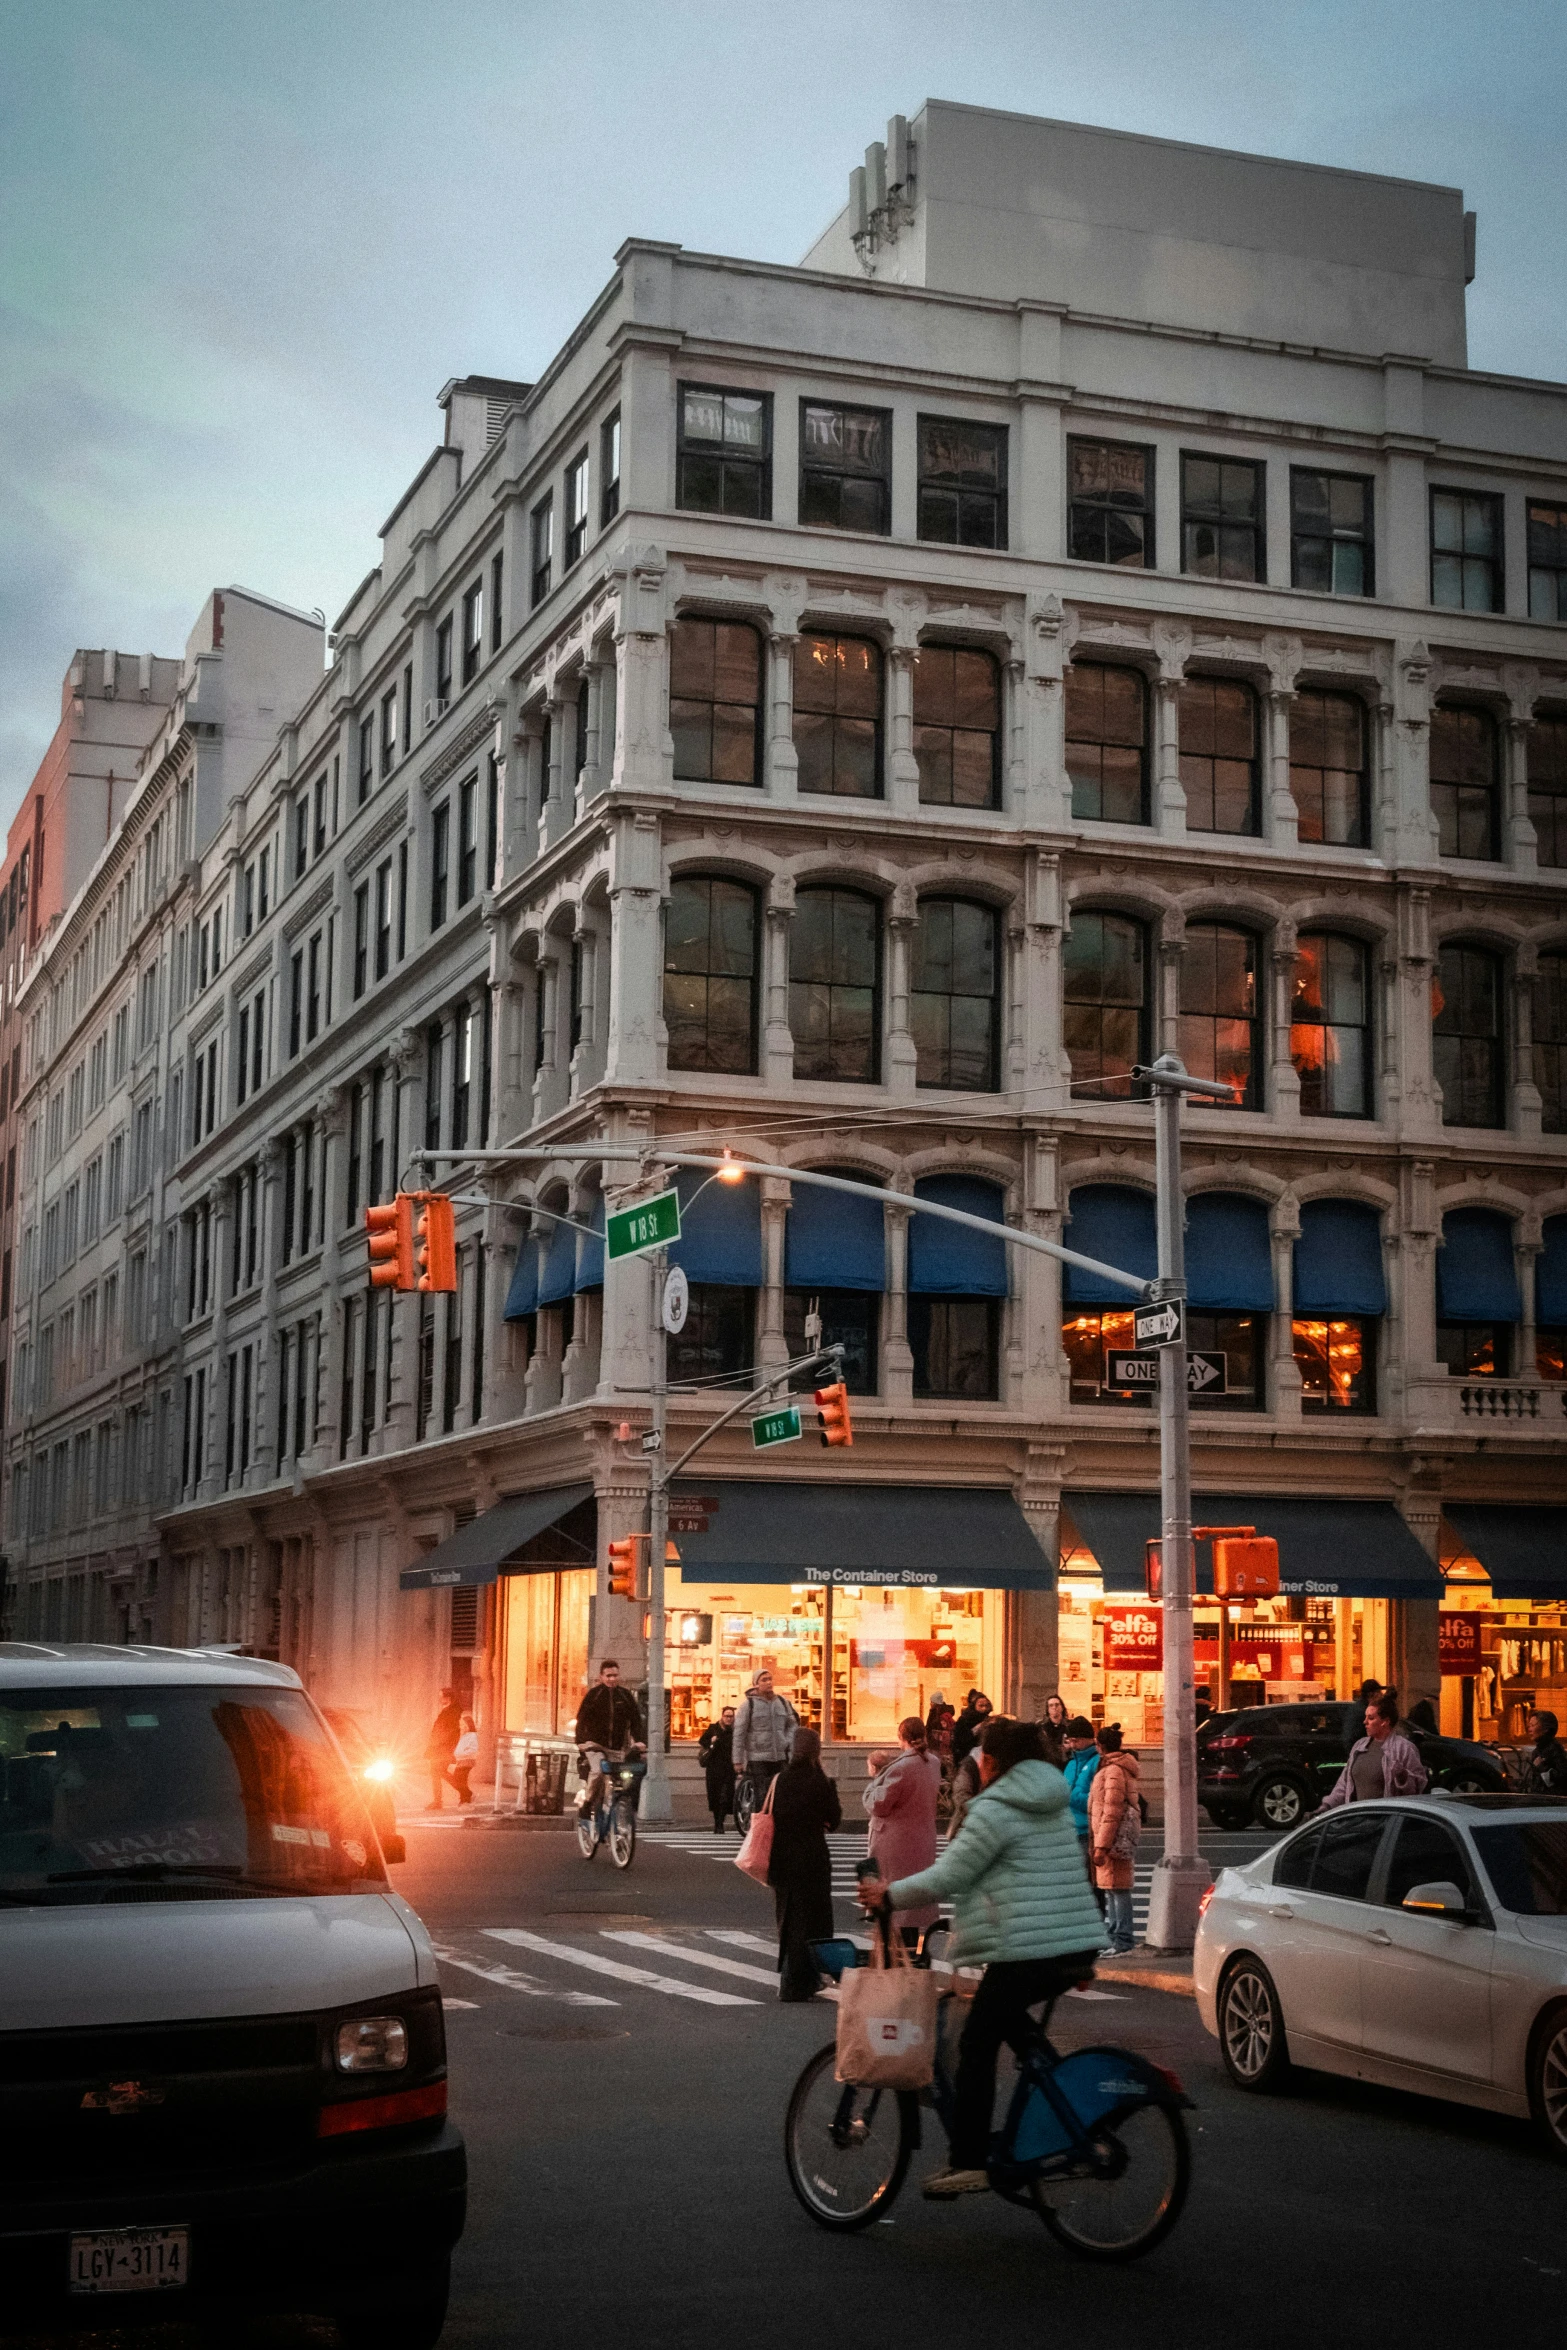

{"left": 814, "top": 1381, "right": 853, "bottom": 1448}
{"left": 1213, "top": 1535, "right": 1279, "bottom": 1598}
{"left": 366, "top": 1196, "right": 415, "bottom": 1290}
{"left": 413, "top": 1193, "right": 458, "bottom": 1293}
{"left": 607, "top": 1536, "right": 640, "bottom": 1598}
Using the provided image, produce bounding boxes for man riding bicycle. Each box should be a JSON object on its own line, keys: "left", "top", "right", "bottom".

{"left": 857, "top": 1715, "right": 1103, "bottom": 2200}
{"left": 574, "top": 1660, "right": 645, "bottom": 1817}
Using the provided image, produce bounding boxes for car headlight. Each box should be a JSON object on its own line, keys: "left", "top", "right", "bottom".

{"left": 335, "top": 2015, "right": 409, "bottom": 2072}
{"left": 363, "top": 1757, "right": 396, "bottom": 1783}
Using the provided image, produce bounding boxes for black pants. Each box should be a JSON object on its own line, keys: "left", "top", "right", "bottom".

{"left": 950, "top": 1952, "right": 1101, "bottom": 2169}
{"left": 707, "top": 1772, "right": 735, "bottom": 1829}
{"left": 774, "top": 1872, "right": 833, "bottom": 2001}
{"left": 747, "top": 1758, "right": 784, "bottom": 1804}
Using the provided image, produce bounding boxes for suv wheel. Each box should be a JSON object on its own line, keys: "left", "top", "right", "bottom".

{"left": 1444, "top": 1771, "right": 1494, "bottom": 1795}
{"left": 1529, "top": 2005, "right": 1567, "bottom": 2161}
{"left": 1252, "top": 1775, "right": 1309, "bottom": 1830}
{"left": 1218, "top": 1958, "right": 1292, "bottom": 2093}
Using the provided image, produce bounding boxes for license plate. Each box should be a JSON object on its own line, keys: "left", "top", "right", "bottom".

{"left": 68, "top": 2225, "right": 189, "bottom": 2294}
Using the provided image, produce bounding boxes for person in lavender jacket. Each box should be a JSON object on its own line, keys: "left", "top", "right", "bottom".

{"left": 1321, "top": 1687, "right": 1429, "bottom": 1806}
{"left": 864, "top": 1717, "right": 943, "bottom": 1939}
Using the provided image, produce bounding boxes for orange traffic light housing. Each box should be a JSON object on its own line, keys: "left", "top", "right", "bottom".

{"left": 814, "top": 1381, "right": 854, "bottom": 1448}
{"left": 607, "top": 1536, "right": 640, "bottom": 1598}
{"left": 413, "top": 1193, "right": 458, "bottom": 1293}
{"left": 1213, "top": 1535, "right": 1280, "bottom": 1599}
{"left": 366, "top": 1196, "right": 415, "bottom": 1290}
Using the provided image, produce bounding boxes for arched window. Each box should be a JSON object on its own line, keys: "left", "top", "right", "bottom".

{"left": 793, "top": 633, "right": 882, "bottom": 797}
{"left": 783, "top": 1169, "right": 883, "bottom": 1394}
{"left": 1060, "top": 1185, "right": 1156, "bottom": 1407}
{"left": 1430, "top": 705, "right": 1500, "bottom": 862}
{"left": 666, "top": 1166, "right": 763, "bottom": 1386}
{"left": 1290, "top": 691, "right": 1368, "bottom": 847}
{"left": 1065, "top": 664, "right": 1149, "bottom": 825}
{"left": 1538, "top": 1215, "right": 1567, "bottom": 1382}
{"left": 1436, "top": 1205, "right": 1520, "bottom": 1377}
{"left": 1063, "top": 911, "right": 1149, "bottom": 1099}
{"left": 1291, "top": 1200, "right": 1386, "bottom": 1415}
{"left": 911, "top": 899, "right": 999, "bottom": 1091}
{"left": 1180, "top": 924, "right": 1259, "bottom": 1108}
{"left": 1179, "top": 677, "right": 1259, "bottom": 836}
{"left": 1535, "top": 951, "right": 1567, "bottom": 1134}
{"left": 912, "top": 645, "right": 1000, "bottom": 808}
{"left": 663, "top": 875, "right": 759, "bottom": 1074}
{"left": 1528, "top": 715, "right": 1567, "bottom": 869}
{"left": 1433, "top": 943, "right": 1505, "bottom": 1128}
{"left": 669, "top": 617, "right": 763, "bottom": 785}
{"left": 908, "top": 1174, "right": 1006, "bottom": 1401}
{"left": 1291, "top": 933, "right": 1372, "bottom": 1118}
{"left": 790, "top": 888, "right": 880, "bottom": 1082}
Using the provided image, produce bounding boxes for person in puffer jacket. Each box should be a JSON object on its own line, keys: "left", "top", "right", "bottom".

{"left": 1061, "top": 1718, "right": 1103, "bottom": 1913}
{"left": 858, "top": 1716, "right": 1103, "bottom": 2201}
{"left": 1088, "top": 1726, "right": 1141, "bottom": 1953}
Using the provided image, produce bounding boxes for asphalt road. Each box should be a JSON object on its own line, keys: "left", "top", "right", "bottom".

{"left": 11, "top": 1816, "right": 1565, "bottom": 2348}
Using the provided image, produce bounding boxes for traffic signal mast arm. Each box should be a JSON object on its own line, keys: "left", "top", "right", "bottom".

{"left": 659, "top": 1345, "right": 845, "bottom": 1484}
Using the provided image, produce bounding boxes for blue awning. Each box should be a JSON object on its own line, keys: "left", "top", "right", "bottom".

{"left": 908, "top": 1176, "right": 1008, "bottom": 1297}
{"left": 667, "top": 1168, "right": 763, "bottom": 1287}
{"left": 575, "top": 1194, "right": 605, "bottom": 1293}
{"left": 1293, "top": 1199, "right": 1387, "bottom": 1316}
{"left": 1444, "top": 1505, "right": 1567, "bottom": 1600}
{"left": 538, "top": 1209, "right": 578, "bottom": 1306}
{"left": 1062, "top": 1490, "right": 1441, "bottom": 1600}
{"left": 1437, "top": 1207, "right": 1521, "bottom": 1323}
{"left": 503, "top": 1235, "right": 540, "bottom": 1322}
{"left": 1539, "top": 1216, "right": 1567, "bottom": 1329}
{"left": 1186, "top": 1194, "right": 1274, "bottom": 1312}
{"left": 785, "top": 1172, "right": 885, "bottom": 1291}
{"left": 1062, "top": 1186, "right": 1157, "bottom": 1306}
{"left": 669, "top": 1480, "right": 1051, "bottom": 1589}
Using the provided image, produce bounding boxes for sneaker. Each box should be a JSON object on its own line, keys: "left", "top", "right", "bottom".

{"left": 922, "top": 2166, "right": 990, "bottom": 2199}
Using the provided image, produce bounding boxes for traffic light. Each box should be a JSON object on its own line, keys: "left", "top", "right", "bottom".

{"left": 366, "top": 1196, "right": 415, "bottom": 1290}
{"left": 413, "top": 1193, "right": 458, "bottom": 1293}
{"left": 607, "top": 1536, "right": 641, "bottom": 1598}
{"left": 814, "top": 1381, "right": 853, "bottom": 1448}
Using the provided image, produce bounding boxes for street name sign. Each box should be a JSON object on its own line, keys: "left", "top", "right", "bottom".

{"left": 1134, "top": 1298, "right": 1184, "bottom": 1348}
{"left": 606, "top": 1190, "right": 681, "bottom": 1261}
{"left": 751, "top": 1405, "right": 803, "bottom": 1450}
{"left": 1106, "top": 1349, "right": 1227, "bottom": 1394}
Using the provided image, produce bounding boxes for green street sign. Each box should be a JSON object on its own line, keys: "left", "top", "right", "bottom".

{"left": 606, "top": 1189, "right": 681, "bottom": 1261}
{"left": 751, "top": 1405, "right": 802, "bottom": 1451}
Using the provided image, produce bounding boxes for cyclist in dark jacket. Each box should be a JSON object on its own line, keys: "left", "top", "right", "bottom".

{"left": 574, "top": 1661, "right": 644, "bottom": 1816}
{"left": 1523, "top": 1710, "right": 1567, "bottom": 1795}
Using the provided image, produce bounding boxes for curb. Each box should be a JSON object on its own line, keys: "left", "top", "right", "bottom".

{"left": 1096, "top": 1957, "right": 1196, "bottom": 1998}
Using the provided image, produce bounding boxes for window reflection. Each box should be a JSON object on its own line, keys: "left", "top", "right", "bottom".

{"left": 1293, "top": 1317, "right": 1375, "bottom": 1413}
{"left": 1291, "top": 933, "right": 1371, "bottom": 1117}
{"left": 1179, "top": 924, "right": 1258, "bottom": 1108}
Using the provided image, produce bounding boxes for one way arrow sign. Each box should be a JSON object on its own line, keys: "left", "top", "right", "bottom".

{"left": 1134, "top": 1299, "right": 1184, "bottom": 1348}
{"left": 1186, "top": 1350, "right": 1227, "bottom": 1394}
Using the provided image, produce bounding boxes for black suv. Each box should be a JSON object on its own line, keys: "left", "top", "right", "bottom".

{"left": 1196, "top": 1700, "right": 1507, "bottom": 1830}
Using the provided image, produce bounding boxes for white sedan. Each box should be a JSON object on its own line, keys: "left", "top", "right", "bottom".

{"left": 1194, "top": 1794, "right": 1567, "bottom": 2155}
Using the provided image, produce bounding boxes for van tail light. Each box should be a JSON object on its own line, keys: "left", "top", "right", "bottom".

{"left": 1206, "top": 1734, "right": 1255, "bottom": 1755}
{"left": 317, "top": 2079, "right": 447, "bottom": 2137}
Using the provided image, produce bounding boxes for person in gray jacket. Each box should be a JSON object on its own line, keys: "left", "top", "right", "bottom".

{"left": 730, "top": 1669, "right": 799, "bottom": 1807}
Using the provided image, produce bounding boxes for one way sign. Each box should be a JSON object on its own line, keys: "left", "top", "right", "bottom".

{"left": 1106, "top": 1349, "right": 1227, "bottom": 1394}
{"left": 1186, "top": 1350, "right": 1227, "bottom": 1394}
{"left": 1133, "top": 1299, "right": 1184, "bottom": 1348}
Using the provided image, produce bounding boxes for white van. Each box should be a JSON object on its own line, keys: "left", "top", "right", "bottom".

{"left": 0, "top": 1643, "right": 465, "bottom": 2344}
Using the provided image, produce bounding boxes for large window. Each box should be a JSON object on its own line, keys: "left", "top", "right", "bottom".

{"left": 917, "top": 417, "right": 1007, "bottom": 548}
{"left": 1291, "top": 933, "right": 1371, "bottom": 1118}
{"left": 1430, "top": 704, "right": 1500, "bottom": 861}
{"left": 1290, "top": 470, "right": 1373, "bottom": 597}
{"left": 1431, "top": 489, "right": 1503, "bottom": 612}
{"left": 1065, "top": 664, "right": 1148, "bottom": 824}
{"left": 1182, "top": 455, "right": 1264, "bottom": 582}
{"left": 1528, "top": 500, "right": 1567, "bottom": 622}
{"left": 1290, "top": 690, "right": 1367, "bottom": 846}
{"left": 1180, "top": 924, "right": 1259, "bottom": 1108}
{"left": 677, "top": 385, "right": 771, "bottom": 518}
{"left": 1064, "top": 912, "right": 1148, "bottom": 1098}
{"left": 912, "top": 645, "right": 1000, "bottom": 808}
{"left": 910, "top": 1298, "right": 998, "bottom": 1401}
{"left": 669, "top": 618, "right": 763, "bottom": 786}
{"left": 1294, "top": 1318, "right": 1376, "bottom": 1413}
{"left": 1437, "top": 1321, "right": 1510, "bottom": 1378}
{"left": 790, "top": 888, "right": 880, "bottom": 1083}
{"left": 1433, "top": 942, "right": 1505, "bottom": 1128}
{"left": 564, "top": 450, "right": 590, "bottom": 569}
{"left": 1062, "top": 1307, "right": 1260, "bottom": 1408}
{"left": 530, "top": 496, "right": 553, "bottom": 606}
{"left": 663, "top": 876, "right": 759, "bottom": 1075}
{"left": 799, "top": 401, "right": 890, "bottom": 534}
{"left": 783, "top": 1291, "right": 878, "bottom": 1395}
{"left": 1179, "top": 677, "right": 1259, "bottom": 835}
{"left": 793, "top": 633, "right": 882, "bottom": 797}
{"left": 1067, "top": 438, "right": 1153, "bottom": 568}
{"left": 667, "top": 1286, "right": 755, "bottom": 1385}
{"left": 600, "top": 409, "right": 621, "bottom": 526}
{"left": 1535, "top": 951, "right": 1567, "bottom": 1135}
{"left": 1527, "top": 714, "right": 1567, "bottom": 868}
{"left": 911, "top": 899, "right": 999, "bottom": 1091}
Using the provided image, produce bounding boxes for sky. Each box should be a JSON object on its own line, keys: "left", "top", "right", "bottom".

{"left": 2, "top": 0, "right": 1564, "bottom": 828}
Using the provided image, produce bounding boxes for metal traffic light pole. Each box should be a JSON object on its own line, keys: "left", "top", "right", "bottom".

{"left": 643, "top": 1246, "right": 672, "bottom": 1823}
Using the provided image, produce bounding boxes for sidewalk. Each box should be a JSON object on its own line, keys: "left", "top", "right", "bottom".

{"left": 1096, "top": 1946, "right": 1195, "bottom": 1997}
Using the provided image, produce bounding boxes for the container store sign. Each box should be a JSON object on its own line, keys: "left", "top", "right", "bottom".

{"left": 1102, "top": 1605, "right": 1163, "bottom": 1672}
{"left": 1439, "top": 1612, "right": 1482, "bottom": 1675}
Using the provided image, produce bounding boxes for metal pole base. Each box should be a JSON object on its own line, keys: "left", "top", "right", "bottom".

{"left": 1143, "top": 1853, "right": 1214, "bottom": 1953}
{"left": 639, "top": 1763, "right": 674, "bottom": 1826}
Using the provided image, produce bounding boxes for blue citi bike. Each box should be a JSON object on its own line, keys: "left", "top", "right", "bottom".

{"left": 574, "top": 1752, "right": 645, "bottom": 1868}
{"left": 784, "top": 1923, "right": 1192, "bottom": 2261}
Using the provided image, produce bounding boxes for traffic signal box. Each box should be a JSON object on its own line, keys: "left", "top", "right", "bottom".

{"left": 607, "top": 1537, "right": 640, "bottom": 1598}
{"left": 413, "top": 1193, "right": 457, "bottom": 1293}
{"left": 364, "top": 1193, "right": 458, "bottom": 1292}
{"left": 1212, "top": 1535, "right": 1280, "bottom": 1598}
{"left": 814, "top": 1381, "right": 853, "bottom": 1447}
{"left": 366, "top": 1196, "right": 415, "bottom": 1290}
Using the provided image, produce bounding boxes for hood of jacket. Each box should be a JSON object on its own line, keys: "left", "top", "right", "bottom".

{"left": 1098, "top": 1749, "right": 1141, "bottom": 1783}
{"left": 976, "top": 1758, "right": 1072, "bottom": 1817}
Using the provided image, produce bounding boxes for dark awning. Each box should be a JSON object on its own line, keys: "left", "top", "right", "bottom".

{"left": 399, "top": 1484, "right": 595, "bottom": 1589}
{"left": 1061, "top": 1490, "right": 1441, "bottom": 1600}
{"left": 1443, "top": 1505, "right": 1567, "bottom": 1600}
{"left": 669, "top": 1480, "right": 1050, "bottom": 1589}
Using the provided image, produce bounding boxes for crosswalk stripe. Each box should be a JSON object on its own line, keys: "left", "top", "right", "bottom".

{"left": 600, "top": 1931, "right": 779, "bottom": 1987}
{"left": 705, "top": 1928, "right": 779, "bottom": 1956}
{"left": 433, "top": 1943, "right": 619, "bottom": 2007}
{"left": 485, "top": 1927, "right": 759, "bottom": 2007}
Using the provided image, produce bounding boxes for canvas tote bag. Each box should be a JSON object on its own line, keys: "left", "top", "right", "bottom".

{"left": 834, "top": 1928, "right": 938, "bottom": 2089}
{"left": 734, "top": 1773, "right": 777, "bottom": 1885}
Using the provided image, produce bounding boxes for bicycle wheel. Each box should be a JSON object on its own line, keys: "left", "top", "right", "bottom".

{"left": 784, "top": 2043, "right": 914, "bottom": 2231}
{"left": 575, "top": 1803, "right": 599, "bottom": 1860}
{"left": 609, "top": 1798, "right": 636, "bottom": 1869}
{"left": 1031, "top": 2100, "right": 1189, "bottom": 2262}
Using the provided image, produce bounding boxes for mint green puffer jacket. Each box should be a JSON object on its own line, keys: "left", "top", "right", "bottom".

{"left": 885, "top": 1759, "right": 1105, "bottom": 1965}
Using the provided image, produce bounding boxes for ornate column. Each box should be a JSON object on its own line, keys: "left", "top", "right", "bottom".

{"left": 578, "top": 650, "right": 613, "bottom": 806}
{"left": 255, "top": 1138, "right": 284, "bottom": 1479}
{"left": 314, "top": 1089, "right": 348, "bottom": 1469}
{"left": 508, "top": 708, "right": 544, "bottom": 875}
{"left": 762, "top": 877, "right": 796, "bottom": 1089}
{"left": 540, "top": 687, "right": 570, "bottom": 853}
{"left": 1271, "top": 934, "right": 1302, "bottom": 1122}
{"left": 1270, "top": 1194, "right": 1302, "bottom": 1419}
{"left": 491, "top": 977, "right": 527, "bottom": 1140}
{"left": 765, "top": 629, "right": 799, "bottom": 800}
{"left": 610, "top": 545, "right": 672, "bottom": 795}
{"left": 1024, "top": 593, "right": 1068, "bottom": 830}
{"left": 885, "top": 646, "right": 921, "bottom": 815}
{"left": 201, "top": 1179, "right": 233, "bottom": 1500}
{"left": 1505, "top": 708, "right": 1540, "bottom": 874}
{"left": 1395, "top": 886, "right": 1441, "bottom": 1140}
{"left": 1391, "top": 641, "right": 1439, "bottom": 866}
{"left": 1518, "top": 1226, "right": 1543, "bottom": 1386}
{"left": 883, "top": 1194, "right": 914, "bottom": 1404}
{"left": 884, "top": 881, "right": 918, "bottom": 1097}
{"left": 758, "top": 1176, "right": 790, "bottom": 1374}
{"left": 603, "top": 808, "right": 663, "bottom": 1089}
{"left": 1265, "top": 687, "right": 1298, "bottom": 845}
{"left": 1021, "top": 850, "right": 1064, "bottom": 1102}
{"left": 1513, "top": 944, "right": 1543, "bottom": 1138}
{"left": 1152, "top": 621, "right": 1191, "bottom": 838}
{"left": 531, "top": 949, "right": 562, "bottom": 1125}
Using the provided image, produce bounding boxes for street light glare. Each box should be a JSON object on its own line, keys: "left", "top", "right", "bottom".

{"left": 716, "top": 1152, "right": 745, "bottom": 1183}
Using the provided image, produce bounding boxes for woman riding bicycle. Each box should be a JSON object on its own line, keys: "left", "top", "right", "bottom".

{"left": 857, "top": 1715, "right": 1103, "bottom": 2200}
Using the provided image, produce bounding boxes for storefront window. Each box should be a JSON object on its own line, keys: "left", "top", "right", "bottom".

{"left": 668, "top": 1285, "right": 754, "bottom": 1385}
{"left": 782, "top": 1291, "right": 878, "bottom": 1392}
{"left": 1437, "top": 1321, "right": 1509, "bottom": 1376}
{"left": 501, "top": 1569, "right": 593, "bottom": 1736}
{"left": 910, "top": 1296, "right": 998, "bottom": 1399}
{"left": 1293, "top": 1317, "right": 1376, "bottom": 1413}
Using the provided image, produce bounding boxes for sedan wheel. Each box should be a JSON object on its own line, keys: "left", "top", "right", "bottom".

{"left": 1218, "top": 1959, "right": 1291, "bottom": 2094}
{"left": 1530, "top": 2009, "right": 1567, "bottom": 2160}
{"left": 1253, "top": 1776, "right": 1307, "bottom": 1830}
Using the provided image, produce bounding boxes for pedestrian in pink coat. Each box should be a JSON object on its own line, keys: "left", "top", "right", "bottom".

{"left": 864, "top": 1716, "right": 943, "bottom": 1935}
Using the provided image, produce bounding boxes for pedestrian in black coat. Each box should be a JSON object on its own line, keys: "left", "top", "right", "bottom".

{"left": 767, "top": 1726, "right": 842, "bottom": 2001}
{"left": 699, "top": 1707, "right": 737, "bottom": 1833}
{"left": 1524, "top": 1710, "right": 1567, "bottom": 1795}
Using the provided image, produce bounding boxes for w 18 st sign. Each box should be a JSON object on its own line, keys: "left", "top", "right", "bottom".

{"left": 1102, "top": 1604, "right": 1163, "bottom": 1672}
